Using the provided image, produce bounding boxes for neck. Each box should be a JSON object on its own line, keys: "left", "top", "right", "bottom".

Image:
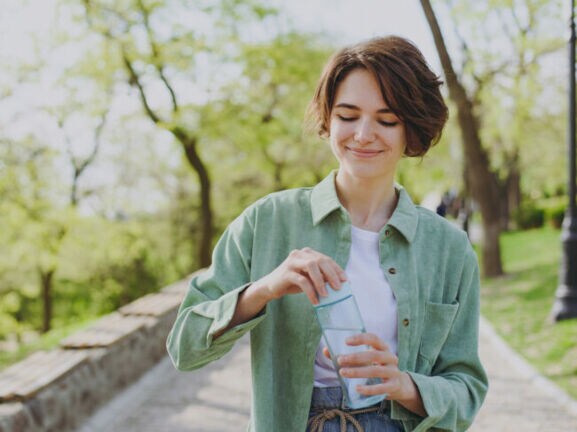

{"left": 335, "top": 171, "right": 398, "bottom": 232}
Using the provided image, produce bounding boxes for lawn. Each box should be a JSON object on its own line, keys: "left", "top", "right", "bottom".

{"left": 480, "top": 226, "right": 577, "bottom": 399}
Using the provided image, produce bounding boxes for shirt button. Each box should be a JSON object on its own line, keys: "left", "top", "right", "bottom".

{"left": 403, "top": 318, "right": 410, "bottom": 327}
{"left": 384, "top": 229, "right": 391, "bottom": 237}
{"left": 388, "top": 267, "right": 396, "bottom": 275}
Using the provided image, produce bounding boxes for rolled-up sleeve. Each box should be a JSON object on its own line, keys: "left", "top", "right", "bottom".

{"left": 166, "top": 206, "right": 266, "bottom": 371}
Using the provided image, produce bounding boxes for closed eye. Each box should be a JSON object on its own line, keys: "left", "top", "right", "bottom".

{"left": 336, "top": 114, "right": 399, "bottom": 127}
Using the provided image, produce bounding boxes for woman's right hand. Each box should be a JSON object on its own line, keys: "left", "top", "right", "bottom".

{"left": 217, "top": 248, "right": 346, "bottom": 337}
{"left": 253, "top": 247, "right": 347, "bottom": 305}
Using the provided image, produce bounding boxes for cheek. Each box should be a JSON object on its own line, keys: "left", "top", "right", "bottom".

{"left": 328, "top": 120, "right": 351, "bottom": 143}
{"left": 386, "top": 128, "right": 407, "bottom": 153}
{"left": 329, "top": 135, "right": 340, "bottom": 156}
{"left": 327, "top": 118, "right": 339, "bottom": 138}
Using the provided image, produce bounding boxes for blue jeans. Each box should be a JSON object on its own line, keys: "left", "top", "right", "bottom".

{"left": 307, "top": 387, "right": 404, "bottom": 432}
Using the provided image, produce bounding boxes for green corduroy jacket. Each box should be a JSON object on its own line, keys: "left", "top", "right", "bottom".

{"left": 166, "top": 171, "right": 488, "bottom": 431}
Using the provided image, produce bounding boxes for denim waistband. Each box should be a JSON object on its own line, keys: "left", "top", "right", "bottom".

{"left": 310, "top": 386, "right": 391, "bottom": 414}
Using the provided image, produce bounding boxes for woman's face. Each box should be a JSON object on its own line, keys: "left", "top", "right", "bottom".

{"left": 328, "top": 68, "right": 406, "bottom": 184}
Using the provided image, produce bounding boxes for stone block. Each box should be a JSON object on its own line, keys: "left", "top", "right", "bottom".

{"left": 0, "top": 350, "right": 88, "bottom": 403}
{"left": 0, "top": 403, "right": 38, "bottom": 432}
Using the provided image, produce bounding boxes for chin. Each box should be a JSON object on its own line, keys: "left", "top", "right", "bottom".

{"left": 343, "top": 167, "right": 387, "bottom": 181}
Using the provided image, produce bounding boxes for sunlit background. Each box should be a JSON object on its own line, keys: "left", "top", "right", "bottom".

{"left": 1, "top": 0, "right": 576, "bottom": 412}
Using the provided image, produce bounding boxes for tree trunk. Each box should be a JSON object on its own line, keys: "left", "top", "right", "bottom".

{"left": 175, "top": 129, "right": 213, "bottom": 268}
{"left": 505, "top": 153, "right": 522, "bottom": 230}
{"left": 40, "top": 268, "right": 55, "bottom": 333}
{"left": 83, "top": 3, "right": 214, "bottom": 270}
{"left": 498, "top": 180, "right": 510, "bottom": 231}
{"left": 420, "top": 0, "right": 504, "bottom": 277}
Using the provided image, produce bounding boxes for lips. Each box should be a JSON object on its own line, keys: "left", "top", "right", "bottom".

{"left": 345, "top": 146, "right": 384, "bottom": 158}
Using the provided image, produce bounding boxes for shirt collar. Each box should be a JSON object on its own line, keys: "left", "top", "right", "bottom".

{"left": 310, "top": 170, "right": 419, "bottom": 243}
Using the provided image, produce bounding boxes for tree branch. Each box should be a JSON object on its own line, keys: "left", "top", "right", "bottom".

{"left": 137, "top": 0, "right": 179, "bottom": 113}
{"left": 446, "top": 0, "right": 472, "bottom": 75}
{"left": 261, "top": 83, "right": 279, "bottom": 123}
{"left": 122, "top": 48, "right": 163, "bottom": 124}
{"left": 83, "top": 1, "right": 164, "bottom": 124}
{"left": 58, "top": 107, "right": 108, "bottom": 206}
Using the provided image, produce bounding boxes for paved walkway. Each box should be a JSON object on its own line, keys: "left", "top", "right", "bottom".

{"left": 76, "top": 317, "right": 577, "bottom": 432}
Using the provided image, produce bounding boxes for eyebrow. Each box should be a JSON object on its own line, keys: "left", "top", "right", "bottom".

{"left": 334, "top": 103, "right": 394, "bottom": 114}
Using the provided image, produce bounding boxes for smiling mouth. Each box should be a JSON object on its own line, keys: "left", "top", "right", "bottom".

{"left": 346, "top": 147, "right": 384, "bottom": 157}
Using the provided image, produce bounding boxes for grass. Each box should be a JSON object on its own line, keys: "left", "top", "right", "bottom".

{"left": 0, "top": 317, "right": 97, "bottom": 371}
{"left": 480, "top": 226, "right": 577, "bottom": 399}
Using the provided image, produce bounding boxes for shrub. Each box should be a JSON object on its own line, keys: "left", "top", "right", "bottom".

{"left": 515, "top": 202, "right": 545, "bottom": 230}
{"left": 546, "top": 204, "right": 566, "bottom": 229}
{"left": 537, "top": 196, "right": 567, "bottom": 229}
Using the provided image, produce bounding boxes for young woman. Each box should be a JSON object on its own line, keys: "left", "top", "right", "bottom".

{"left": 167, "top": 35, "right": 488, "bottom": 432}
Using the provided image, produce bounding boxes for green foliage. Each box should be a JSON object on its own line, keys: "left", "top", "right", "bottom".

{"left": 481, "top": 227, "right": 577, "bottom": 400}
{"left": 514, "top": 201, "right": 545, "bottom": 230}
{"left": 0, "top": 318, "right": 97, "bottom": 371}
{"left": 539, "top": 196, "right": 567, "bottom": 229}
{"left": 189, "top": 31, "right": 338, "bottom": 223}
{"left": 0, "top": 0, "right": 573, "bottom": 371}
{"left": 441, "top": 0, "right": 566, "bottom": 209}
{"left": 0, "top": 132, "right": 185, "bottom": 344}
{"left": 513, "top": 196, "right": 567, "bottom": 231}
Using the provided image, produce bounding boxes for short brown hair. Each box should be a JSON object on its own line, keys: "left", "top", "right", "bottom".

{"left": 307, "top": 36, "right": 448, "bottom": 157}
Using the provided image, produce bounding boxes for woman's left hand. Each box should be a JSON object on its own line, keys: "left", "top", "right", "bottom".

{"left": 331, "top": 332, "right": 426, "bottom": 416}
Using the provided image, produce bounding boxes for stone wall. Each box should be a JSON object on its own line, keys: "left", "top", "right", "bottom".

{"left": 0, "top": 274, "right": 195, "bottom": 432}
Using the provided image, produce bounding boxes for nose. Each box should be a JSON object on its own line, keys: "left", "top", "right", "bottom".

{"left": 353, "top": 118, "right": 376, "bottom": 144}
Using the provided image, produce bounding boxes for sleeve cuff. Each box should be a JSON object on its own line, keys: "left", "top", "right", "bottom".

{"left": 390, "top": 372, "right": 451, "bottom": 431}
{"left": 190, "top": 283, "right": 266, "bottom": 346}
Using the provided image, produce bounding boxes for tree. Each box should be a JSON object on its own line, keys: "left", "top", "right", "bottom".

{"left": 448, "top": 0, "right": 563, "bottom": 226}
{"left": 80, "top": 0, "right": 281, "bottom": 268}
{"left": 420, "top": 0, "right": 563, "bottom": 276}
{"left": 0, "top": 138, "right": 68, "bottom": 333}
{"left": 201, "top": 32, "right": 335, "bottom": 204}
{"left": 420, "top": 0, "right": 505, "bottom": 276}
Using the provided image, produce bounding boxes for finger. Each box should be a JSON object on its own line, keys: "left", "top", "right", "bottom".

{"left": 318, "top": 260, "right": 346, "bottom": 291}
{"left": 302, "top": 259, "right": 328, "bottom": 297}
{"left": 340, "top": 364, "right": 397, "bottom": 379}
{"left": 301, "top": 248, "right": 346, "bottom": 290}
{"left": 288, "top": 249, "right": 327, "bottom": 297}
{"left": 323, "top": 347, "right": 332, "bottom": 359}
{"left": 357, "top": 375, "right": 408, "bottom": 399}
{"left": 288, "top": 273, "right": 319, "bottom": 305}
{"left": 317, "top": 252, "right": 348, "bottom": 287}
{"left": 345, "top": 333, "right": 389, "bottom": 351}
{"left": 338, "top": 350, "right": 398, "bottom": 367}
{"left": 355, "top": 382, "right": 390, "bottom": 396}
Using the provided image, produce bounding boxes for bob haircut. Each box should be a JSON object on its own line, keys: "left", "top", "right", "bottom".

{"left": 308, "top": 35, "right": 449, "bottom": 157}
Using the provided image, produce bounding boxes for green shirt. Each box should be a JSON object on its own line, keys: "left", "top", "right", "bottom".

{"left": 166, "top": 171, "right": 488, "bottom": 431}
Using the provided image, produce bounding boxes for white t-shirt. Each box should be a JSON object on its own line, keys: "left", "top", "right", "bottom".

{"left": 313, "top": 225, "right": 398, "bottom": 387}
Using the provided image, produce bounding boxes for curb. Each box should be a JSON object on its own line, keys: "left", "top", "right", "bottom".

{"left": 479, "top": 314, "right": 577, "bottom": 418}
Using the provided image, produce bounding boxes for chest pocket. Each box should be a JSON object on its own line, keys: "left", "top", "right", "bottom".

{"left": 417, "top": 301, "right": 459, "bottom": 373}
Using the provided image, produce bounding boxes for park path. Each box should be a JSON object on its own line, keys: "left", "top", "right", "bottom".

{"left": 75, "top": 316, "right": 577, "bottom": 432}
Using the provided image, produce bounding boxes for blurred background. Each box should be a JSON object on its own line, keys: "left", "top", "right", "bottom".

{"left": 1, "top": 0, "right": 574, "bottom": 400}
